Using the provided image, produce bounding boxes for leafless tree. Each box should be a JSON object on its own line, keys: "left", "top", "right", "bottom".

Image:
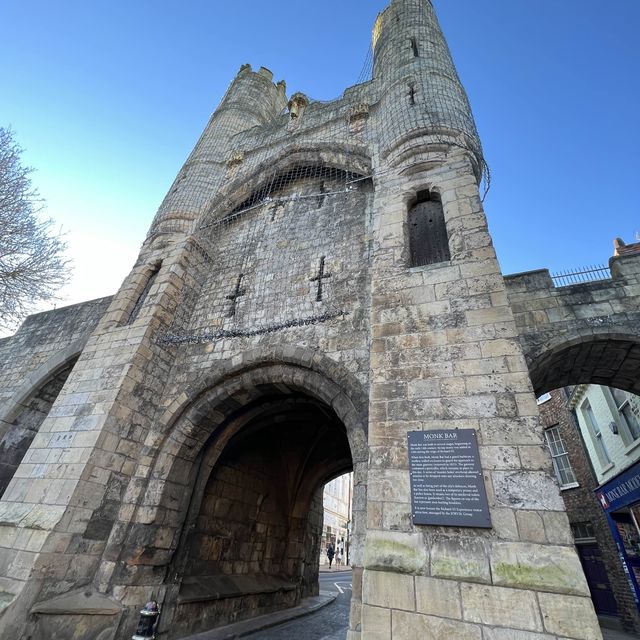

{"left": 0, "top": 127, "right": 70, "bottom": 329}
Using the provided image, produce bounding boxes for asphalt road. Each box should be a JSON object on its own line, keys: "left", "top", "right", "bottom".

{"left": 244, "top": 570, "right": 352, "bottom": 640}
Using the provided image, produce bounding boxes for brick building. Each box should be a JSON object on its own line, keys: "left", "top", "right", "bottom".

{"left": 538, "top": 388, "right": 640, "bottom": 633}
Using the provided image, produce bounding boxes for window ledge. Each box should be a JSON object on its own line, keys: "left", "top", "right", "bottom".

{"left": 560, "top": 482, "right": 580, "bottom": 491}
{"left": 407, "top": 260, "right": 453, "bottom": 274}
{"left": 601, "top": 462, "right": 615, "bottom": 474}
{"left": 624, "top": 439, "right": 640, "bottom": 456}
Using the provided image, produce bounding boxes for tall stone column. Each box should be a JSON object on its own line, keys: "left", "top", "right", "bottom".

{"left": 359, "top": 150, "right": 601, "bottom": 639}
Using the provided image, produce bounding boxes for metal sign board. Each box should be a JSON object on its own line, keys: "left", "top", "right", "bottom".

{"left": 407, "top": 429, "right": 492, "bottom": 528}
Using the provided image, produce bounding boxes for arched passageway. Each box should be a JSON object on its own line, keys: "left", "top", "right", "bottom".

{"left": 170, "top": 391, "right": 352, "bottom": 636}
{"left": 123, "top": 362, "right": 367, "bottom": 640}
{"left": 0, "top": 356, "right": 79, "bottom": 497}
{"left": 530, "top": 336, "right": 640, "bottom": 633}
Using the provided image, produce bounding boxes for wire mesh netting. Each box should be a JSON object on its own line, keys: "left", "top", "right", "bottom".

{"left": 160, "top": 159, "right": 373, "bottom": 346}
{"left": 156, "top": 0, "right": 489, "bottom": 346}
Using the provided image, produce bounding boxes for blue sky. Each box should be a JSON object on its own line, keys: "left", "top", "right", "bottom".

{"left": 1, "top": 0, "right": 639, "bottom": 307}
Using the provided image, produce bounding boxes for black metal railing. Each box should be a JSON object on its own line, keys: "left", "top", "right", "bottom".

{"left": 551, "top": 265, "right": 611, "bottom": 287}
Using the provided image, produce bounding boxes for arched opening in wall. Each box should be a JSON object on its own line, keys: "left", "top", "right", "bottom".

{"left": 408, "top": 189, "right": 450, "bottom": 267}
{"left": 149, "top": 376, "right": 364, "bottom": 640}
{"left": 530, "top": 337, "right": 640, "bottom": 632}
{"left": 530, "top": 337, "right": 640, "bottom": 398}
{"left": 0, "top": 355, "right": 79, "bottom": 498}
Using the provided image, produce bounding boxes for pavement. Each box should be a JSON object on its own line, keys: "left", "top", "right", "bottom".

{"left": 244, "top": 571, "right": 352, "bottom": 640}
{"left": 177, "top": 591, "right": 338, "bottom": 640}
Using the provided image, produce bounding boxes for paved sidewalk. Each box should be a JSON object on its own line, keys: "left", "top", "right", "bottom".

{"left": 177, "top": 592, "right": 337, "bottom": 639}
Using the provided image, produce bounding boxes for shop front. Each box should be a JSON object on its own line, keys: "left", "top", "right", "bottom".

{"left": 596, "top": 459, "right": 640, "bottom": 611}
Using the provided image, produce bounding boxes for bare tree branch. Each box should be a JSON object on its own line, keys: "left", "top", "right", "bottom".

{"left": 0, "top": 127, "right": 71, "bottom": 329}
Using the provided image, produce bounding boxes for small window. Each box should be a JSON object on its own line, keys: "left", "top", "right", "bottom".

{"left": 408, "top": 190, "right": 450, "bottom": 267}
{"left": 571, "top": 522, "right": 596, "bottom": 543}
{"left": 544, "top": 426, "right": 578, "bottom": 488}
{"left": 410, "top": 37, "right": 419, "bottom": 57}
{"left": 125, "top": 263, "right": 161, "bottom": 325}
{"left": 582, "top": 399, "right": 612, "bottom": 467}
{"left": 611, "top": 388, "right": 640, "bottom": 442}
{"left": 536, "top": 393, "right": 552, "bottom": 405}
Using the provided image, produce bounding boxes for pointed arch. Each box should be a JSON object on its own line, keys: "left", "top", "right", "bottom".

{"left": 196, "top": 143, "right": 372, "bottom": 231}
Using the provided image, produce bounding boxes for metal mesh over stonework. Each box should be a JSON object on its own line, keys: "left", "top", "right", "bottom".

{"left": 163, "top": 170, "right": 372, "bottom": 344}
{"left": 371, "top": 0, "right": 489, "bottom": 187}
{"left": 157, "top": 0, "right": 488, "bottom": 345}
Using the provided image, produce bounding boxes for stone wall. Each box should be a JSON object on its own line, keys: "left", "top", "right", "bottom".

{"left": 359, "top": 142, "right": 600, "bottom": 640}
{"left": 0, "top": 297, "right": 112, "bottom": 412}
{"left": 0, "top": 0, "right": 635, "bottom": 638}
{"left": 505, "top": 254, "right": 640, "bottom": 395}
{"left": 0, "top": 298, "right": 112, "bottom": 499}
{"left": 0, "top": 357, "right": 78, "bottom": 498}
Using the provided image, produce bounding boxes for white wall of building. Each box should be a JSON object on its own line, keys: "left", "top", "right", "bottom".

{"left": 321, "top": 472, "right": 353, "bottom": 565}
{"left": 570, "top": 384, "right": 640, "bottom": 484}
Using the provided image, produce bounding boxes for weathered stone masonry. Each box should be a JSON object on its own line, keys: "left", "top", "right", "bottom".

{"left": 0, "top": 1, "right": 639, "bottom": 639}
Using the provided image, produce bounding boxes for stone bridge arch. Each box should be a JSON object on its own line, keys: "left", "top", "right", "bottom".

{"left": 525, "top": 333, "right": 640, "bottom": 397}
{"left": 506, "top": 253, "right": 640, "bottom": 395}
{"left": 107, "top": 349, "right": 368, "bottom": 639}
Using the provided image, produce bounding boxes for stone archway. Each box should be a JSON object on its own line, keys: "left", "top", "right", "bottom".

{"left": 110, "top": 358, "right": 368, "bottom": 640}
{"left": 527, "top": 334, "right": 640, "bottom": 396}
{"left": 166, "top": 390, "right": 352, "bottom": 637}
{"left": 0, "top": 349, "right": 81, "bottom": 498}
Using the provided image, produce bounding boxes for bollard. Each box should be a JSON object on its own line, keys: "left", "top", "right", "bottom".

{"left": 132, "top": 600, "right": 160, "bottom": 640}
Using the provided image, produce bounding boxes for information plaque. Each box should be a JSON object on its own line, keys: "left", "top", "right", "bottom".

{"left": 407, "top": 429, "right": 492, "bottom": 528}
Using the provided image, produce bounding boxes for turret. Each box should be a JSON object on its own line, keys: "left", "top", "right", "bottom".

{"left": 372, "top": 0, "right": 483, "bottom": 175}
{"left": 147, "top": 65, "right": 287, "bottom": 239}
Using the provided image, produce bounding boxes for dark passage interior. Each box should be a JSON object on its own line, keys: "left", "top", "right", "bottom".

{"left": 172, "top": 392, "right": 353, "bottom": 636}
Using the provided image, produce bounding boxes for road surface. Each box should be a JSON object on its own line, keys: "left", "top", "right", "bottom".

{"left": 244, "top": 570, "right": 352, "bottom": 640}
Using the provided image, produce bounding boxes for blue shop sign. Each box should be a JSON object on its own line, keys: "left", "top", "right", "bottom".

{"left": 596, "top": 460, "right": 640, "bottom": 512}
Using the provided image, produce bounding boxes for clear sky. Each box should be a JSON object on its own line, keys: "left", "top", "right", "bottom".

{"left": 1, "top": 0, "right": 639, "bottom": 313}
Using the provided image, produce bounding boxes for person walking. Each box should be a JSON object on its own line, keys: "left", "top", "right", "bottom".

{"left": 326, "top": 543, "right": 335, "bottom": 569}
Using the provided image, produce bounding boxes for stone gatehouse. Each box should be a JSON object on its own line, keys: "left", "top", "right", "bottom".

{"left": 1, "top": 1, "right": 639, "bottom": 639}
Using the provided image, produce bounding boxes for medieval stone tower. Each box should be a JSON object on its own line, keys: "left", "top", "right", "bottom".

{"left": 4, "top": 0, "right": 640, "bottom": 638}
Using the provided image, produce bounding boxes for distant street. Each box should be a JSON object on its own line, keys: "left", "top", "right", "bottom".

{"left": 244, "top": 570, "right": 352, "bottom": 640}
